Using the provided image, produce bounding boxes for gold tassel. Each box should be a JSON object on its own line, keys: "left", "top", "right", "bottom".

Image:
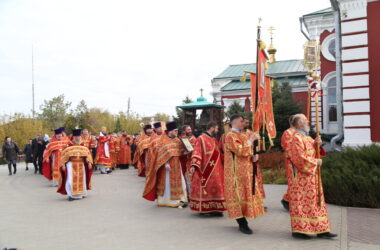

{"left": 259, "top": 40, "right": 266, "bottom": 50}
{"left": 269, "top": 136, "right": 274, "bottom": 147}
{"left": 262, "top": 136, "right": 266, "bottom": 151}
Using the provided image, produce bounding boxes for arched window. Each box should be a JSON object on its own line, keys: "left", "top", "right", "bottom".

{"left": 322, "top": 34, "right": 336, "bottom": 62}
{"left": 327, "top": 76, "right": 337, "bottom": 122}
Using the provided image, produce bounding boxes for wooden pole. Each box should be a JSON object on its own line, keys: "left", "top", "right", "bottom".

{"left": 315, "top": 93, "right": 320, "bottom": 157}
{"left": 307, "top": 86, "right": 311, "bottom": 121}
{"left": 251, "top": 21, "right": 261, "bottom": 195}
{"left": 314, "top": 92, "right": 323, "bottom": 206}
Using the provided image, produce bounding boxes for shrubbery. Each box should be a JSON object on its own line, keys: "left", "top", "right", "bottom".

{"left": 259, "top": 151, "right": 287, "bottom": 184}
{"left": 322, "top": 144, "right": 380, "bottom": 208}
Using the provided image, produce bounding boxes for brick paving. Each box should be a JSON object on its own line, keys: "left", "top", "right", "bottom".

{"left": 0, "top": 164, "right": 379, "bottom": 250}
{"left": 347, "top": 208, "right": 380, "bottom": 245}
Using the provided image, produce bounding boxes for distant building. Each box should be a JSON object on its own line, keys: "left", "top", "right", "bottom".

{"left": 301, "top": 0, "right": 380, "bottom": 146}
{"left": 211, "top": 0, "right": 380, "bottom": 146}
{"left": 211, "top": 59, "right": 310, "bottom": 120}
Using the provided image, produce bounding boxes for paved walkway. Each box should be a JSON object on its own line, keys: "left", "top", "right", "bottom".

{"left": 0, "top": 164, "right": 379, "bottom": 250}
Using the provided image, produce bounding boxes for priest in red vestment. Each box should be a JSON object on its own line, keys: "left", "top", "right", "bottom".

{"left": 95, "top": 127, "right": 112, "bottom": 174}
{"left": 224, "top": 115, "right": 264, "bottom": 234}
{"left": 179, "top": 125, "right": 197, "bottom": 192}
{"left": 110, "top": 133, "right": 120, "bottom": 170}
{"left": 134, "top": 125, "right": 153, "bottom": 177}
{"left": 287, "top": 114, "right": 337, "bottom": 239}
{"left": 280, "top": 115, "right": 298, "bottom": 211}
{"left": 81, "top": 129, "right": 96, "bottom": 150}
{"left": 189, "top": 121, "right": 226, "bottom": 216}
{"left": 145, "top": 122, "right": 164, "bottom": 177}
{"left": 118, "top": 130, "right": 133, "bottom": 169}
{"left": 57, "top": 129, "right": 93, "bottom": 201}
{"left": 42, "top": 127, "right": 70, "bottom": 186}
{"left": 143, "top": 121, "right": 188, "bottom": 208}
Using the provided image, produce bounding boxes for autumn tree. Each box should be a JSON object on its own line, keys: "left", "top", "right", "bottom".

{"left": 38, "top": 94, "right": 71, "bottom": 131}
{"left": 153, "top": 113, "right": 170, "bottom": 123}
{"left": 86, "top": 108, "right": 115, "bottom": 134}
{"left": 0, "top": 113, "right": 48, "bottom": 150}
{"left": 118, "top": 112, "right": 142, "bottom": 135}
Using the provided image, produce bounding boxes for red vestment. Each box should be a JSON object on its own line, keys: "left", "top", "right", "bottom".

{"left": 57, "top": 145, "right": 93, "bottom": 195}
{"left": 288, "top": 131, "right": 331, "bottom": 234}
{"left": 42, "top": 140, "right": 69, "bottom": 181}
{"left": 81, "top": 135, "right": 96, "bottom": 149}
{"left": 118, "top": 135, "right": 132, "bottom": 165}
{"left": 190, "top": 133, "right": 226, "bottom": 213}
{"left": 219, "top": 134, "right": 226, "bottom": 164}
{"left": 243, "top": 130, "right": 265, "bottom": 199}
{"left": 134, "top": 134, "right": 151, "bottom": 177}
{"left": 143, "top": 135, "right": 186, "bottom": 202}
{"left": 145, "top": 133, "right": 162, "bottom": 178}
{"left": 95, "top": 135, "right": 112, "bottom": 167}
{"left": 224, "top": 131, "right": 265, "bottom": 219}
{"left": 281, "top": 128, "right": 296, "bottom": 202}
{"left": 110, "top": 137, "right": 120, "bottom": 168}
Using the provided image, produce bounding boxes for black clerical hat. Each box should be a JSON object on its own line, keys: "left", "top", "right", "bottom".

{"left": 166, "top": 121, "right": 177, "bottom": 132}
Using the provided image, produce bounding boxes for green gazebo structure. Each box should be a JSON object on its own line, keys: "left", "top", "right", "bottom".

{"left": 177, "top": 91, "right": 225, "bottom": 133}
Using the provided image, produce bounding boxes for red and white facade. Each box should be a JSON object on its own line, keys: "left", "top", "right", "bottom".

{"left": 304, "top": 0, "right": 380, "bottom": 146}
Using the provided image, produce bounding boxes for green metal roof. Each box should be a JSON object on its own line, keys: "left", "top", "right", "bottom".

{"left": 221, "top": 76, "right": 307, "bottom": 92}
{"left": 177, "top": 96, "right": 224, "bottom": 109}
{"left": 303, "top": 7, "right": 332, "bottom": 17}
{"left": 214, "top": 59, "right": 307, "bottom": 79}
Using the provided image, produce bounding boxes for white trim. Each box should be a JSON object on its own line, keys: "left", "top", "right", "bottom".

{"left": 303, "top": 12, "right": 335, "bottom": 40}
{"left": 321, "top": 71, "right": 339, "bottom": 134}
{"left": 341, "top": 19, "right": 367, "bottom": 34}
{"left": 342, "top": 61, "right": 369, "bottom": 74}
{"left": 344, "top": 115, "right": 370, "bottom": 127}
{"left": 342, "top": 74, "right": 369, "bottom": 88}
{"left": 321, "top": 34, "right": 336, "bottom": 61}
{"left": 342, "top": 33, "right": 368, "bottom": 47}
{"left": 339, "top": 0, "right": 368, "bottom": 21}
{"left": 291, "top": 87, "right": 308, "bottom": 92}
{"left": 343, "top": 128, "right": 372, "bottom": 146}
{"left": 343, "top": 87, "right": 369, "bottom": 100}
{"left": 342, "top": 47, "right": 368, "bottom": 61}
{"left": 343, "top": 101, "right": 370, "bottom": 113}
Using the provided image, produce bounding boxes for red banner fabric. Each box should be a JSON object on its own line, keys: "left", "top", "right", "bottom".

{"left": 251, "top": 48, "right": 276, "bottom": 138}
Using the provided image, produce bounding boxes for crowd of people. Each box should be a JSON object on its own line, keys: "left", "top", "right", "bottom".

{"left": 1, "top": 113, "right": 337, "bottom": 239}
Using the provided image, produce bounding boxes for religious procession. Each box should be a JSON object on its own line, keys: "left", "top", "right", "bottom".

{"left": 1, "top": 0, "right": 380, "bottom": 250}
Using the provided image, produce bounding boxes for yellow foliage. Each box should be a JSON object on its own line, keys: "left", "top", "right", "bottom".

{"left": 86, "top": 108, "right": 116, "bottom": 135}
{"left": 118, "top": 112, "right": 142, "bottom": 135}
{"left": 0, "top": 119, "right": 49, "bottom": 150}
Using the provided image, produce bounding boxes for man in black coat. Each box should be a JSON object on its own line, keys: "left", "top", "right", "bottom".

{"left": 36, "top": 136, "right": 46, "bottom": 175}
{"left": 31, "top": 134, "right": 40, "bottom": 174}
{"left": 2, "top": 137, "right": 20, "bottom": 176}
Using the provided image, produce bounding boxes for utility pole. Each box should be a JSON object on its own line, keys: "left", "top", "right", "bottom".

{"left": 127, "top": 97, "right": 131, "bottom": 117}
{"left": 32, "top": 45, "right": 35, "bottom": 119}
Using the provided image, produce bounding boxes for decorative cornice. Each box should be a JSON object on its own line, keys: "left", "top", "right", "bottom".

{"left": 339, "top": 0, "right": 368, "bottom": 20}
{"left": 338, "top": 0, "right": 367, "bottom": 11}
{"left": 303, "top": 13, "right": 335, "bottom": 40}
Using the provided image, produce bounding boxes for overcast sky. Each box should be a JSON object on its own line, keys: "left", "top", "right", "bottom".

{"left": 0, "top": 0, "right": 330, "bottom": 117}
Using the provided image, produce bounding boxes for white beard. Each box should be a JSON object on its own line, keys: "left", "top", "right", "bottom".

{"left": 302, "top": 125, "right": 310, "bottom": 134}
